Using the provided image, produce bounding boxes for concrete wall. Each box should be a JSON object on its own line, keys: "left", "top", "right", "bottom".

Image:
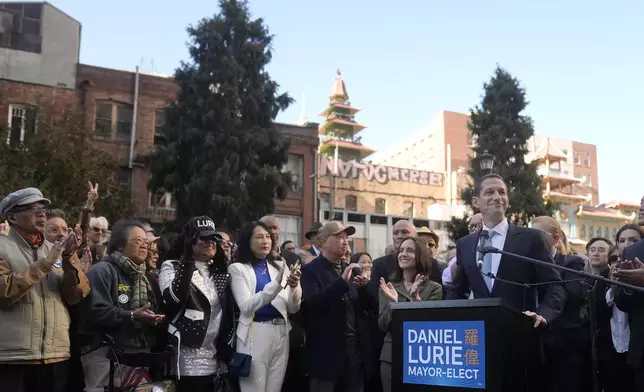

{"left": 0, "top": 3, "right": 80, "bottom": 88}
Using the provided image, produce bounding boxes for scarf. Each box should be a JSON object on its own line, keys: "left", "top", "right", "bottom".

{"left": 111, "top": 251, "right": 155, "bottom": 311}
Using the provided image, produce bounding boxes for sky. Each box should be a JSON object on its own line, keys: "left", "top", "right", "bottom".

{"left": 52, "top": 0, "right": 644, "bottom": 203}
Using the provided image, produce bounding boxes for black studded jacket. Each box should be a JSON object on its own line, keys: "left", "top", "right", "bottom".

{"left": 160, "top": 258, "right": 236, "bottom": 361}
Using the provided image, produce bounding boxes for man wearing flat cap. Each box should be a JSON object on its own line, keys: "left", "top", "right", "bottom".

{"left": 0, "top": 187, "right": 91, "bottom": 392}
{"left": 300, "top": 221, "right": 374, "bottom": 392}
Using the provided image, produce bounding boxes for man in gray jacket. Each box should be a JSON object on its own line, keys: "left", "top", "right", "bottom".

{"left": 0, "top": 187, "right": 90, "bottom": 392}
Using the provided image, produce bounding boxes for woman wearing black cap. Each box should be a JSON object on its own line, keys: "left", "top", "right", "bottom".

{"left": 159, "top": 216, "right": 236, "bottom": 391}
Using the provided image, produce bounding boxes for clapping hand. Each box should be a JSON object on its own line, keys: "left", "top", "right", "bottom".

{"left": 614, "top": 258, "right": 644, "bottom": 286}
{"left": 379, "top": 278, "right": 398, "bottom": 303}
{"left": 61, "top": 227, "right": 82, "bottom": 257}
{"left": 341, "top": 263, "right": 361, "bottom": 282}
{"left": 286, "top": 261, "right": 301, "bottom": 288}
{"left": 45, "top": 241, "right": 65, "bottom": 268}
{"left": 408, "top": 274, "right": 427, "bottom": 301}
{"left": 132, "top": 303, "right": 165, "bottom": 326}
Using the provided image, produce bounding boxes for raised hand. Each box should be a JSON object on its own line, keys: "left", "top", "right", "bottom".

{"left": 379, "top": 277, "right": 398, "bottom": 303}
{"left": 86, "top": 182, "right": 99, "bottom": 209}
{"left": 409, "top": 274, "right": 427, "bottom": 300}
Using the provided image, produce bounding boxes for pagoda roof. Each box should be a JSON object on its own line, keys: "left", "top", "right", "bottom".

{"left": 545, "top": 191, "right": 591, "bottom": 203}
{"left": 530, "top": 138, "right": 568, "bottom": 164}
{"left": 576, "top": 205, "right": 635, "bottom": 221}
{"left": 543, "top": 171, "right": 582, "bottom": 187}
{"left": 319, "top": 103, "right": 362, "bottom": 117}
{"left": 320, "top": 139, "right": 375, "bottom": 159}
{"left": 330, "top": 69, "right": 349, "bottom": 100}
{"left": 319, "top": 117, "right": 367, "bottom": 135}
{"left": 598, "top": 200, "right": 641, "bottom": 209}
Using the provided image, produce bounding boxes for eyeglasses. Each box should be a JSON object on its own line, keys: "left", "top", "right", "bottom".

{"left": 92, "top": 227, "right": 107, "bottom": 234}
{"left": 129, "top": 237, "right": 150, "bottom": 246}
{"left": 199, "top": 235, "right": 221, "bottom": 244}
{"left": 12, "top": 205, "right": 47, "bottom": 215}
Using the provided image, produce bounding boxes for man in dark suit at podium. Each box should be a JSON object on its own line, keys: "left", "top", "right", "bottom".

{"left": 447, "top": 174, "right": 565, "bottom": 391}
{"left": 447, "top": 173, "right": 565, "bottom": 327}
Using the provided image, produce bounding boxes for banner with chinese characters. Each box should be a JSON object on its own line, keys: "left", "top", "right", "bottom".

{"left": 403, "top": 320, "right": 486, "bottom": 389}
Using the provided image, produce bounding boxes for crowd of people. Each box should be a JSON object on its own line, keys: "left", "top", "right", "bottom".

{"left": 0, "top": 174, "right": 643, "bottom": 392}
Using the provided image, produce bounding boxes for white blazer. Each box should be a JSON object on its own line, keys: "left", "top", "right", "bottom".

{"left": 227, "top": 259, "right": 302, "bottom": 343}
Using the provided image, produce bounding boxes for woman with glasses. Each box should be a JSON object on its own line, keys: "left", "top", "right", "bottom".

{"left": 531, "top": 216, "right": 588, "bottom": 392}
{"left": 228, "top": 221, "right": 302, "bottom": 392}
{"left": 89, "top": 216, "right": 109, "bottom": 245}
{"left": 159, "top": 216, "right": 236, "bottom": 391}
{"left": 80, "top": 220, "right": 166, "bottom": 392}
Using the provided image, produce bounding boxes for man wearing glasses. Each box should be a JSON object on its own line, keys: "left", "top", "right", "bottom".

{"left": 0, "top": 187, "right": 90, "bottom": 392}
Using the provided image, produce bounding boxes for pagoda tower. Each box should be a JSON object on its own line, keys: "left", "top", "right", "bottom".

{"left": 318, "top": 69, "right": 374, "bottom": 161}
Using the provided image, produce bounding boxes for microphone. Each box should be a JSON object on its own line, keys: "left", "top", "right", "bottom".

{"left": 477, "top": 230, "right": 490, "bottom": 270}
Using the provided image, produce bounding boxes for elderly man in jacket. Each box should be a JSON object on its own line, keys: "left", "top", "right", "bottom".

{"left": 0, "top": 187, "right": 90, "bottom": 392}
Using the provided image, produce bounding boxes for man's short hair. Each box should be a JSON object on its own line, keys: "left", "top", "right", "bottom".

{"left": 586, "top": 237, "right": 613, "bottom": 251}
{"left": 473, "top": 174, "right": 506, "bottom": 197}
{"left": 46, "top": 208, "right": 66, "bottom": 221}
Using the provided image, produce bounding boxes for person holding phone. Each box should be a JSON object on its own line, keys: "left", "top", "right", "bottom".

{"left": 80, "top": 220, "right": 166, "bottom": 392}
{"left": 0, "top": 187, "right": 90, "bottom": 392}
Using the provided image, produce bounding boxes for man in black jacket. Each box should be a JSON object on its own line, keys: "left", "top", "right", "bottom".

{"left": 301, "top": 222, "right": 373, "bottom": 392}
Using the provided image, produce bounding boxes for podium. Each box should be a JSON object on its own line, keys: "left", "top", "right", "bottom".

{"left": 391, "top": 298, "right": 542, "bottom": 392}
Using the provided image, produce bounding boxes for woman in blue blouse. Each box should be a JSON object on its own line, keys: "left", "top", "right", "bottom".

{"left": 228, "top": 221, "right": 302, "bottom": 392}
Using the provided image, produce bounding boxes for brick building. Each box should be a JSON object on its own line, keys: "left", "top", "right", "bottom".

{"left": 0, "top": 2, "right": 318, "bottom": 243}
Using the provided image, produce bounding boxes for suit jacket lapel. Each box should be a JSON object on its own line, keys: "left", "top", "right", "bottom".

{"left": 491, "top": 224, "right": 521, "bottom": 296}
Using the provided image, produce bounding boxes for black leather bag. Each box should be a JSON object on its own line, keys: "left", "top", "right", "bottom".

{"left": 228, "top": 352, "right": 252, "bottom": 377}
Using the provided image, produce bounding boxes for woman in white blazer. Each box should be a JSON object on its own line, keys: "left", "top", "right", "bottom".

{"left": 228, "top": 221, "right": 302, "bottom": 392}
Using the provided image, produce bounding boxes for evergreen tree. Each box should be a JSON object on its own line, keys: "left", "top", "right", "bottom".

{"left": 0, "top": 107, "right": 133, "bottom": 223}
{"left": 148, "top": 0, "right": 293, "bottom": 230}
{"left": 447, "top": 66, "right": 553, "bottom": 241}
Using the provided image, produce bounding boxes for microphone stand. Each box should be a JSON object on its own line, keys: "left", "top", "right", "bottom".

{"left": 483, "top": 246, "right": 641, "bottom": 392}
{"left": 483, "top": 246, "right": 644, "bottom": 293}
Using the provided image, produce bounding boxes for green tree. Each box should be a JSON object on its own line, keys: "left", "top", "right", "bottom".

{"left": 0, "top": 107, "right": 133, "bottom": 223}
{"left": 447, "top": 66, "right": 553, "bottom": 241}
{"left": 148, "top": 0, "right": 293, "bottom": 230}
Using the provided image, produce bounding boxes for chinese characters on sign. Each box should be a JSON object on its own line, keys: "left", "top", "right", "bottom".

{"left": 403, "top": 320, "right": 486, "bottom": 389}
{"left": 319, "top": 157, "right": 444, "bottom": 187}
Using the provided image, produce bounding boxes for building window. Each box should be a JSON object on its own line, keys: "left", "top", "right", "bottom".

{"left": 0, "top": 3, "right": 43, "bottom": 53}
{"left": 589, "top": 225, "right": 595, "bottom": 238}
{"left": 605, "top": 227, "right": 610, "bottom": 240}
{"left": 283, "top": 154, "right": 304, "bottom": 194}
{"left": 580, "top": 224, "right": 586, "bottom": 239}
{"left": 612, "top": 228, "right": 617, "bottom": 240}
{"left": 7, "top": 104, "right": 37, "bottom": 145}
{"left": 154, "top": 109, "right": 166, "bottom": 142}
{"left": 562, "top": 148, "right": 568, "bottom": 155}
{"left": 149, "top": 189, "right": 176, "bottom": 209}
{"left": 402, "top": 201, "right": 414, "bottom": 217}
{"left": 574, "top": 151, "right": 580, "bottom": 166}
{"left": 597, "top": 227, "right": 602, "bottom": 238}
{"left": 375, "top": 198, "right": 386, "bottom": 214}
{"left": 583, "top": 152, "right": 590, "bottom": 168}
{"left": 345, "top": 195, "right": 357, "bottom": 212}
{"left": 467, "top": 132, "right": 478, "bottom": 147}
{"left": 94, "top": 101, "right": 133, "bottom": 141}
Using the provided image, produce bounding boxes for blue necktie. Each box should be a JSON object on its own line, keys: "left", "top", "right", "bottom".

{"left": 481, "top": 231, "right": 496, "bottom": 291}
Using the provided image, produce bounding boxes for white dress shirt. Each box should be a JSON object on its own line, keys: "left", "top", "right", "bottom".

{"left": 442, "top": 257, "right": 457, "bottom": 285}
{"left": 605, "top": 288, "right": 630, "bottom": 353}
{"left": 480, "top": 219, "right": 509, "bottom": 290}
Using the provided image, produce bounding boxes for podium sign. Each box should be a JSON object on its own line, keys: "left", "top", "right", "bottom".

{"left": 403, "top": 320, "right": 486, "bottom": 389}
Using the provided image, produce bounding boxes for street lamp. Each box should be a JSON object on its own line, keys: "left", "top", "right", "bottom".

{"left": 478, "top": 150, "right": 495, "bottom": 174}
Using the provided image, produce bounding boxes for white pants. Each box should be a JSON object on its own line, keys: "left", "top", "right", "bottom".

{"left": 237, "top": 321, "right": 289, "bottom": 392}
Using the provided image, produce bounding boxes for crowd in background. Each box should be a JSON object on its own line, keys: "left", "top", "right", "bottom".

{"left": 0, "top": 179, "right": 643, "bottom": 392}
